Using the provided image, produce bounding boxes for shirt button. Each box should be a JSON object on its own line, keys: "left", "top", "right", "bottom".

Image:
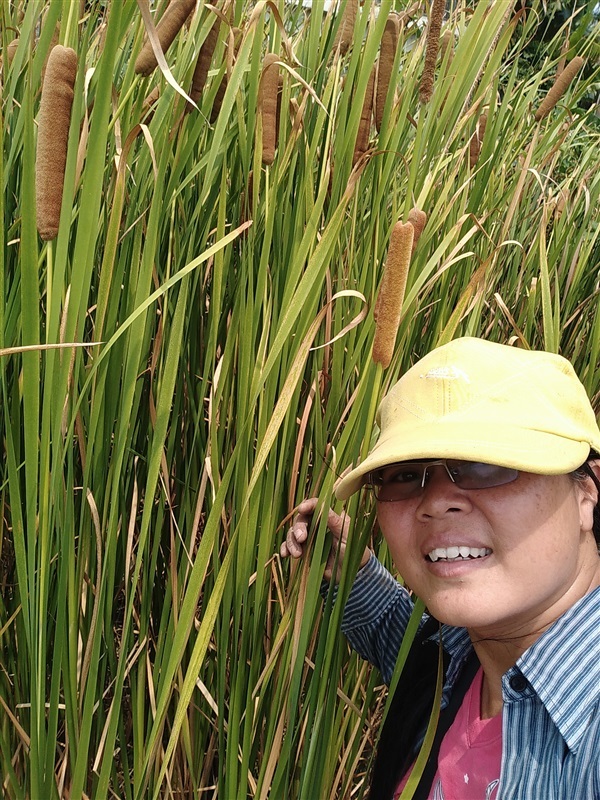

{"left": 510, "top": 674, "right": 528, "bottom": 692}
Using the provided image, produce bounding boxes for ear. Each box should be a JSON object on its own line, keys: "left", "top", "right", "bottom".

{"left": 588, "top": 459, "right": 600, "bottom": 484}
{"left": 578, "top": 460, "right": 600, "bottom": 534}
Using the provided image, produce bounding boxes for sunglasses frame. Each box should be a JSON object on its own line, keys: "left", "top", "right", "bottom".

{"left": 367, "top": 459, "right": 520, "bottom": 502}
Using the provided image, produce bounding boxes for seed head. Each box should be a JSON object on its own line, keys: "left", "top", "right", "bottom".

{"left": 375, "top": 13, "right": 400, "bottom": 132}
{"left": 372, "top": 221, "right": 414, "bottom": 368}
{"left": 135, "top": 0, "right": 196, "bottom": 77}
{"left": 36, "top": 45, "right": 78, "bottom": 241}
{"left": 419, "top": 0, "right": 445, "bottom": 104}
{"left": 534, "top": 56, "right": 585, "bottom": 121}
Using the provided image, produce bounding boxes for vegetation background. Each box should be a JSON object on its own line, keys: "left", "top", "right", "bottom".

{"left": 1, "top": 0, "right": 599, "bottom": 797}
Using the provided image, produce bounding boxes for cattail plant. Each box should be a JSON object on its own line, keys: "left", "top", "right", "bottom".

{"left": 375, "top": 13, "right": 400, "bottom": 132}
{"left": 333, "top": 0, "right": 358, "bottom": 56}
{"left": 468, "top": 113, "right": 487, "bottom": 166}
{"left": 372, "top": 221, "right": 414, "bottom": 368}
{"left": 419, "top": 0, "right": 445, "bottom": 104}
{"left": 534, "top": 55, "right": 584, "bottom": 121}
{"left": 259, "top": 52, "right": 280, "bottom": 166}
{"left": 186, "top": 16, "right": 220, "bottom": 112}
{"left": 555, "top": 37, "right": 570, "bottom": 79}
{"left": 353, "top": 65, "right": 375, "bottom": 165}
{"left": 6, "top": 37, "right": 19, "bottom": 65}
{"left": 407, "top": 207, "right": 427, "bottom": 254}
{"left": 551, "top": 189, "right": 568, "bottom": 221}
{"left": 35, "top": 44, "right": 77, "bottom": 241}
{"left": 439, "top": 28, "right": 453, "bottom": 66}
{"left": 134, "top": 0, "right": 195, "bottom": 77}
{"left": 374, "top": 210, "right": 425, "bottom": 323}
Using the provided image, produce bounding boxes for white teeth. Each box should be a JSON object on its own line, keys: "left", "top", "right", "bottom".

{"left": 427, "top": 546, "right": 491, "bottom": 562}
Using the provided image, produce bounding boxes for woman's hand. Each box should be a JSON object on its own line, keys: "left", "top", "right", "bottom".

{"left": 280, "top": 498, "right": 371, "bottom": 582}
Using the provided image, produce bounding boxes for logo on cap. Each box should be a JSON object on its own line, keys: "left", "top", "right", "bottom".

{"left": 421, "top": 366, "right": 471, "bottom": 383}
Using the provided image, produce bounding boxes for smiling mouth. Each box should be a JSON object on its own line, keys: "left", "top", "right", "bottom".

{"left": 427, "top": 546, "right": 492, "bottom": 563}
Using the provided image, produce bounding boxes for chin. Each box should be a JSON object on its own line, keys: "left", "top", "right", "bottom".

{"left": 424, "top": 595, "right": 497, "bottom": 630}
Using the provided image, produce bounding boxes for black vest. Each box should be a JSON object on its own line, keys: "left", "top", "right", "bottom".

{"left": 368, "top": 620, "right": 480, "bottom": 800}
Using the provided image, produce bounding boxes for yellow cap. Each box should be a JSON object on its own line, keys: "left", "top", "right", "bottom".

{"left": 335, "top": 337, "right": 600, "bottom": 501}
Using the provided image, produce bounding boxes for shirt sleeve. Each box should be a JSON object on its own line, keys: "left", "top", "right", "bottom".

{"left": 338, "top": 554, "right": 416, "bottom": 684}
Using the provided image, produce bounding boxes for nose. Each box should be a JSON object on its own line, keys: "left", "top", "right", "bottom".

{"left": 416, "top": 466, "right": 472, "bottom": 519}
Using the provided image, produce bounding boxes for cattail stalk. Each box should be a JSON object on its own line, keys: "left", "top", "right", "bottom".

{"left": 259, "top": 53, "right": 280, "bottom": 166}
{"left": 468, "top": 113, "right": 487, "bottom": 166}
{"left": 186, "top": 17, "right": 220, "bottom": 112}
{"left": 333, "top": 0, "right": 358, "bottom": 56}
{"left": 353, "top": 65, "right": 375, "bottom": 165}
{"left": 534, "top": 56, "right": 584, "bottom": 121}
{"left": 141, "top": 85, "right": 161, "bottom": 123}
{"left": 375, "top": 13, "right": 400, "bottom": 132}
{"left": 372, "top": 222, "right": 414, "bottom": 368}
{"left": 419, "top": 0, "right": 445, "bottom": 104}
{"left": 134, "top": 0, "right": 195, "bottom": 77}
{"left": 36, "top": 45, "right": 77, "bottom": 241}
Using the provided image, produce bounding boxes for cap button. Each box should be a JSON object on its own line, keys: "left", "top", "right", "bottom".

{"left": 509, "top": 673, "right": 528, "bottom": 692}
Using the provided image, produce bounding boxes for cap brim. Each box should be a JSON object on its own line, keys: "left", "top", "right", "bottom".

{"left": 334, "top": 422, "right": 592, "bottom": 501}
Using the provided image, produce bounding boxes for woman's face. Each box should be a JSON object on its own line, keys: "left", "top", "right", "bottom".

{"left": 376, "top": 463, "right": 600, "bottom": 640}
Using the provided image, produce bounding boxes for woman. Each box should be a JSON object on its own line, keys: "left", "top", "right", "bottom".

{"left": 282, "top": 337, "right": 600, "bottom": 799}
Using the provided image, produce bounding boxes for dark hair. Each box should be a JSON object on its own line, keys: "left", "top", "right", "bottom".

{"left": 571, "top": 449, "right": 600, "bottom": 547}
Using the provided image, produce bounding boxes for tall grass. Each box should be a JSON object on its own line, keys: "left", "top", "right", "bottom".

{"left": 1, "top": 0, "right": 599, "bottom": 797}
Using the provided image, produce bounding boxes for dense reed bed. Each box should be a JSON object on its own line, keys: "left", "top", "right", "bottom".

{"left": 1, "top": 1, "right": 599, "bottom": 797}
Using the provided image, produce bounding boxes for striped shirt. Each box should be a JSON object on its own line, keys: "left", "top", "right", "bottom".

{"left": 339, "top": 555, "right": 600, "bottom": 799}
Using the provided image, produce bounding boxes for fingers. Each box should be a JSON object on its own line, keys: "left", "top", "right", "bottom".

{"left": 281, "top": 498, "right": 346, "bottom": 560}
{"left": 280, "top": 498, "right": 318, "bottom": 560}
{"left": 325, "top": 507, "right": 349, "bottom": 540}
{"left": 280, "top": 520, "right": 308, "bottom": 559}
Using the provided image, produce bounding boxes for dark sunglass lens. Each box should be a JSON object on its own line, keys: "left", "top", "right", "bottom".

{"left": 454, "top": 461, "right": 518, "bottom": 488}
{"left": 374, "top": 464, "right": 424, "bottom": 501}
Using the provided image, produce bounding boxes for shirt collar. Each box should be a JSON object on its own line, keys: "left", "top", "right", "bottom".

{"left": 516, "top": 585, "right": 600, "bottom": 753}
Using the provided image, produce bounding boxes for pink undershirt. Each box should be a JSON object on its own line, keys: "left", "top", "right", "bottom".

{"left": 395, "top": 667, "right": 502, "bottom": 800}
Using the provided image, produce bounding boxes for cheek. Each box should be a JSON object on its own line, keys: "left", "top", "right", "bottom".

{"left": 376, "top": 504, "right": 419, "bottom": 570}
{"left": 507, "top": 487, "right": 583, "bottom": 566}
{"left": 376, "top": 503, "right": 409, "bottom": 542}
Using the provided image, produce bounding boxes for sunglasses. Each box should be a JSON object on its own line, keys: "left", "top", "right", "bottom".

{"left": 368, "top": 459, "right": 520, "bottom": 502}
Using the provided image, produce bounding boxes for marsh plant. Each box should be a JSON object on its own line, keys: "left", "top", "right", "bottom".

{"left": 1, "top": 0, "right": 599, "bottom": 797}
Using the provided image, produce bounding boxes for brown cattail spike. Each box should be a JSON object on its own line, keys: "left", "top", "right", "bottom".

{"left": 534, "top": 56, "right": 585, "bottom": 121}
{"left": 372, "top": 221, "right": 414, "bottom": 368}
{"left": 36, "top": 45, "right": 77, "bottom": 241}
{"left": 333, "top": 0, "right": 358, "bottom": 56}
{"left": 186, "top": 17, "right": 220, "bottom": 112}
{"left": 554, "top": 190, "right": 567, "bottom": 221}
{"left": 407, "top": 207, "right": 427, "bottom": 254}
{"left": 419, "top": 0, "right": 445, "bottom": 104}
{"left": 468, "top": 113, "right": 487, "bottom": 167}
{"left": 7, "top": 38, "right": 19, "bottom": 65}
{"left": 439, "top": 28, "right": 453, "bottom": 66}
{"left": 259, "top": 53, "right": 280, "bottom": 166}
{"left": 134, "top": 0, "right": 195, "bottom": 77}
{"left": 375, "top": 13, "right": 400, "bottom": 132}
{"left": 353, "top": 65, "right": 375, "bottom": 165}
{"left": 555, "top": 37, "right": 569, "bottom": 79}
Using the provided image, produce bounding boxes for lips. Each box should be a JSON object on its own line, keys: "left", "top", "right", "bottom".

{"left": 427, "top": 545, "right": 492, "bottom": 562}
